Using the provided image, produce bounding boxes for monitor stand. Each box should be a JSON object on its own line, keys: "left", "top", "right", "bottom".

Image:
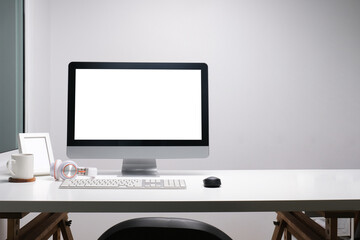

{"left": 121, "top": 159, "right": 158, "bottom": 176}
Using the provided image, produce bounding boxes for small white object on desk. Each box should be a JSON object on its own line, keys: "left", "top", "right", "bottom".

{"left": 18, "top": 133, "right": 54, "bottom": 175}
{"left": 7, "top": 153, "right": 36, "bottom": 182}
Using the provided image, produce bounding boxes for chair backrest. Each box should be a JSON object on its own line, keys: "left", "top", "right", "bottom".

{"left": 98, "top": 217, "right": 233, "bottom": 240}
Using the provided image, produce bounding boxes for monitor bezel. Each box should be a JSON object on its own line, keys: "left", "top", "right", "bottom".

{"left": 67, "top": 62, "right": 209, "bottom": 147}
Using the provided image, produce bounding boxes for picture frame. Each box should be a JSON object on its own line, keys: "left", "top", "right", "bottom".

{"left": 18, "top": 133, "right": 54, "bottom": 175}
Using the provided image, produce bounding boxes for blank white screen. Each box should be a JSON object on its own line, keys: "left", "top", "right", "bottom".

{"left": 74, "top": 69, "right": 202, "bottom": 140}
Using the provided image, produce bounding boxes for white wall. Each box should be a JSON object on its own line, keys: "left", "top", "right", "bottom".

{"left": 19, "top": 0, "right": 360, "bottom": 239}
{"left": 48, "top": 0, "right": 360, "bottom": 170}
{"left": 25, "top": 0, "right": 51, "bottom": 133}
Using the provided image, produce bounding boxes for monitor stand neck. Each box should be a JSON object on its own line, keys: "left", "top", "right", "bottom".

{"left": 121, "top": 159, "right": 158, "bottom": 176}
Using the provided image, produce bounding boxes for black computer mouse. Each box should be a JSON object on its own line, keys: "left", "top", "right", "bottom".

{"left": 203, "top": 176, "right": 221, "bottom": 188}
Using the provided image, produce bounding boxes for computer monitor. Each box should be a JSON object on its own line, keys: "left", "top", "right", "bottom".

{"left": 67, "top": 62, "right": 209, "bottom": 175}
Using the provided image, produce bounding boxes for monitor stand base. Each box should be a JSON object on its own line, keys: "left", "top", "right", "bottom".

{"left": 121, "top": 159, "right": 158, "bottom": 176}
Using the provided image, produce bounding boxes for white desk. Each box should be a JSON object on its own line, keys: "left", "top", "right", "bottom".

{"left": 1, "top": 169, "right": 360, "bottom": 213}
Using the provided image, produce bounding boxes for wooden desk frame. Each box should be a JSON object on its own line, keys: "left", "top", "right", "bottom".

{"left": 272, "top": 211, "right": 360, "bottom": 240}
{"left": 0, "top": 212, "right": 73, "bottom": 240}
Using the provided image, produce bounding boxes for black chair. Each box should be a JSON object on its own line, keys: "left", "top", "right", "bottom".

{"left": 98, "top": 217, "right": 233, "bottom": 240}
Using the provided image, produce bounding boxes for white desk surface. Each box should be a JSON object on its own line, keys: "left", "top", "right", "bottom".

{"left": 1, "top": 169, "right": 360, "bottom": 213}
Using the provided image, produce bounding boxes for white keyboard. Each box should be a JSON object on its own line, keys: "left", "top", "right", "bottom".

{"left": 60, "top": 178, "right": 186, "bottom": 189}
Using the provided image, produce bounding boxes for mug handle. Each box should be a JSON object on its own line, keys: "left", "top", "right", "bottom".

{"left": 6, "top": 159, "right": 16, "bottom": 176}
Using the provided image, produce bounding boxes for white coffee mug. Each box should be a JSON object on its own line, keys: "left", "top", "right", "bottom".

{"left": 7, "top": 154, "right": 34, "bottom": 179}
